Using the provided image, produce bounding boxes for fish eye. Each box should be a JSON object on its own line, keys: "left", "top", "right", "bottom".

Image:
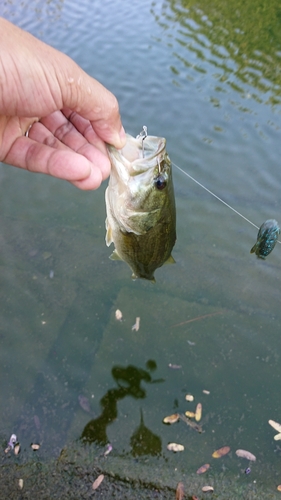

{"left": 154, "top": 175, "right": 167, "bottom": 190}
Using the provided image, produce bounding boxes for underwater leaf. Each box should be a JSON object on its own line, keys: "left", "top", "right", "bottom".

{"left": 185, "top": 411, "right": 195, "bottom": 418}
{"left": 167, "top": 443, "right": 184, "bottom": 452}
{"left": 132, "top": 317, "right": 140, "bottom": 331}
{"left": 235, "top": 449, "right": 256, "bottom": 461}
{"left": 195, "top": 403, "right": 202, "bottom": 422}
{"left": 31, "top": 443, "right": 40, "bottom": 451}
{"left": 92, "top": 474, "right": 104, "bottom": 490}
{"left": 196, "top": 463, "right": 210, "bottom": 474}
{"left": 212, "top": 446, "right": 230, "bottom": 458}
{"left": 268, "top": 420, "right": 281, "bottom": 433}
{"left": 163, "top": 413, "right": 180, "bottom": 424}
{"left": 185, "top": 394, "right": 194, "bottom": 401}
{"left": 176, "top": 482, "right": 185, "bottom": 500}
{"left": 202, "top": 485, "right": 214, "bottom": 492}
{"left": 115, "top": 309, "right": 123, "bottom": 321}
{"left": 14, "top": 444, "right": 20, "bottom": 455}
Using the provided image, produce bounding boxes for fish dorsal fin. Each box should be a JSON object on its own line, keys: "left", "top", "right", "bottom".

{"left": 110, "top": 249, "right": 122, "bottom": 261}
{"left": 164, "top": 255, "right": 176, "bottom": 264}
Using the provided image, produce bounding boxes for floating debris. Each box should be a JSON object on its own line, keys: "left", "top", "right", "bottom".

{"left": 31, "top": 443, "right": 40, "bottom": 451}
{"left": 179, "top": 413, "right": 203, "bottom": 433}
{"left": 269, "top": 420, "right": 281, "bottom": 433}
{"left": 195, "top": 403, "right": 202, "bottom": 422}
{"left": 212, "top": 446, "right": 230, "bottom": 458}
{"left": 196, "top": 463, "right": 210, "bottom": 474}
{"left": 202, "top": 485, "right": 214, "bottom": 493}
{"left": 132, "top": 317, "right": 140, "bottom": 331}
{"left": 245, "top": 467, "right": 251, "bottom": 474}
{"left": 203, "top": 390, "right": 210, "bottom": 395}
{"left": 49, "top": 270, "right": 54, "bottom": 279}
{"left": 78, "top": 395, "right": 91, "bottom": 413}
{"left": 277, "top": 485, "right": 281, "bottom": 492}
{"left": 104, "top": 443, "right": 113, "bottom": 456}
{"left": 5, "top": 434, "right": 17, "bottom": 453}
{"left": 185, "top": 411, "right": 195, "bottom": 418}
{"left": 250, "top": 219, "right": 280, "bottom": 259}
{"left": 176, "top": 482, "right": 185, "bottom": 500}
{"left": 185, "top": 394, "right": 194, "bottom": 402}
{"left": 163, "top": 413, "right": 180, "bottom": 424}
{"left": 115, "top": 309, "right": 123, "bottom": 321}
{"left": 8, "top": 434, "right": 17, "bottom": 450}
{"left": 14, "top": 444, "right": 20, "bottom": 456}
{"left": 92, "top": 474, "right": 104, "bottom": 490}
{"left": 187, "top": 340, "right": 196, "bottom": 346}
{"left": 168, "top": 363, "right": 182, "bottom": 369}
{"left": 18, "top": 479, "right": 23, "bottom": 490}
{"left": 235, "top": 449, "right": 256, "bottom": 461}
{"left": 167, "top": 442, "right": 184, "bottom": 452}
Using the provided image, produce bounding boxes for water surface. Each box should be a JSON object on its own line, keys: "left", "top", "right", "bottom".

{"left": 1, "top": 0, "right": 281, "bottom": 497}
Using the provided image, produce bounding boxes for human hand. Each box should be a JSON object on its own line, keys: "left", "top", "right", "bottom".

{"left": 0, "top": 17, "right": 126, "bottom": 189}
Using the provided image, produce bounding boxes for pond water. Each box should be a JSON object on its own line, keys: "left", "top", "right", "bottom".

{"left": 1, "top": 0, "right": 281, "bottom": 498}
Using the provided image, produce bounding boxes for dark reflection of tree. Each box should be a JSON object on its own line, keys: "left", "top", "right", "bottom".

{"left": 152, "top": 0, "right": 281, "bottom": 104}
{"left": 81, "top": 364, "right": 162, "bottom": 456}
{"left": 130, "top": 409, "right": 161, "bottom": 456}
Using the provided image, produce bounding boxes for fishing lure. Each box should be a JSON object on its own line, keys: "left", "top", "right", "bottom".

{"left": 250, "top": 219, "right": 280, "bottom": 259}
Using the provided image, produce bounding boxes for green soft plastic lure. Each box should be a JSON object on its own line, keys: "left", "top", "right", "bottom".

{"left": 250, "top": 219, "right": 280, "bottom": 259}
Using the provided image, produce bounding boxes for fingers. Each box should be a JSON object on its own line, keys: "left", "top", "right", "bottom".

{"left": 0, "top": 18, "right": 126, "bottom": 151}
{"left": 4, "top": 134, "right": 110, "bottom": 190}
{"left": 58, "top": 66, "right": 126, "bottom": 149}
{"left": 37, "top": 112, "right": 111, "bottom": 181}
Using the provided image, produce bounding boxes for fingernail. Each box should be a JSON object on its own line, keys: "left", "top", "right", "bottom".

{"left": 119, "top": 125, "right": 126, "bottom": 146}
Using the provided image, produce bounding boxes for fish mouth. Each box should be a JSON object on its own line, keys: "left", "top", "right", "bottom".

{"left": 108, "top": 134, "right": 167, "bottom": 175}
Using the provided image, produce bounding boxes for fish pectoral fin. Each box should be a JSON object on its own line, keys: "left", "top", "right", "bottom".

{"left": 250, "top": 244, "right": 257, "bottom": 254}
{"left": 105, "top": 219, "right": 114, "bottom": 246}
{"left": 164, "top": 255, "right": 176, "bottom": 264}
{"left": 110, "top": 249, "right": 122, "bottom": 261}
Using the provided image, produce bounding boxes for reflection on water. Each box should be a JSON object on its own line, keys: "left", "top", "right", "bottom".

{"left": 81, "top": 364, "right": 162, "bottom": 457}
{"left": 152, "top": 0, "right": 281, "bottom": 104}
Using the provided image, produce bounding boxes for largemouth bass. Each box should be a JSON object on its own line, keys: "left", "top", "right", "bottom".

{"left": 105, "top": 132, "right": 176, "bottom": 281}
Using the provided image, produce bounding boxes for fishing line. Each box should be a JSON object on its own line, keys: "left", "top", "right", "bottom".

{"left": 172, "top": 161, "right": 281, "bottom": 245}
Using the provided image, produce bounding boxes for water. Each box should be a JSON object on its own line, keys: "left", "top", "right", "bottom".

{"left": 1, "top": 0, "right": 281, "bottom": 497}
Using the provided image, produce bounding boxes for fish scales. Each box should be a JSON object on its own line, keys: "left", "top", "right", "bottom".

{"left": 105, "top": 133, "right": 176, "bottom": 281}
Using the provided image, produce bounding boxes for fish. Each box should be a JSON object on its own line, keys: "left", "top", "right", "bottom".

{"left": 250, "top": 219, "right": 280, "bottom": 259}
{"left": 105, "top": 132, "right": 176, "bottom": 281}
